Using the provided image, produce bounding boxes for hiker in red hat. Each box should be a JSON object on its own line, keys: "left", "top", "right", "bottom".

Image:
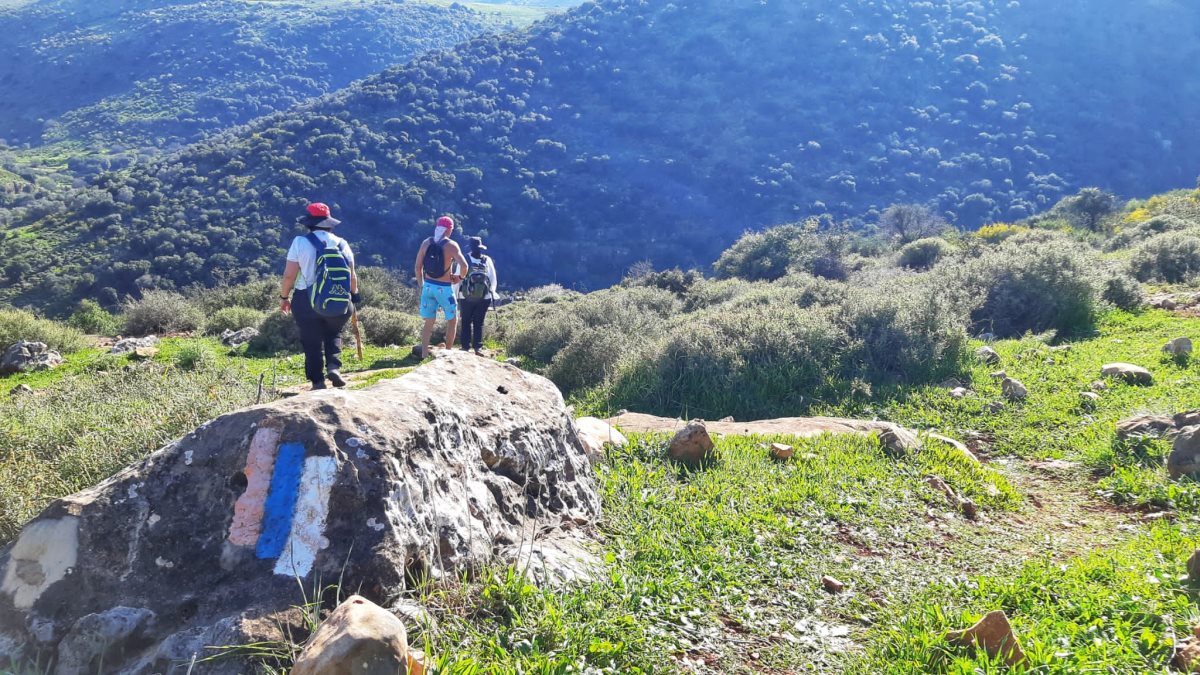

{"left": 278, "top": 202, "right": 360, "bottom": 390}
{"left": 414, "top": 215, "right": 468, "bottom": 358}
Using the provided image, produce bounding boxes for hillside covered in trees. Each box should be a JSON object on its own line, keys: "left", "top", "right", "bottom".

{"left": 3, "top": 0, "right": 1200, "bottom": 310}
{"left": 0, "top": 0, "right": 502, "bottom": 167}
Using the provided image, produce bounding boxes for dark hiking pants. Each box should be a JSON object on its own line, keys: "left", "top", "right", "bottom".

{"left": 459, "top": 298, "right": 490, "bottom": 351}
{"left": 292, "top": 290, "right": 351, "bottom": 384}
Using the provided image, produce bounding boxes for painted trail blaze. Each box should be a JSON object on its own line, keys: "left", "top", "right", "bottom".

{"left": 256, "top": 442, "right": 307, "bottom": 560}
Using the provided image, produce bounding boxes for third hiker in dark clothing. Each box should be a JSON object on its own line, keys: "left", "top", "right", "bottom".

{"left": 457, "top": 236, "right": 497, "bottom": 355}
{"left": 279, "top": 202, "right": 360, "bottom": 390}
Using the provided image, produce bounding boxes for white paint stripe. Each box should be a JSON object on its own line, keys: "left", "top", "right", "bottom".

{"left": 273, "top": 456, "right": 337, "bottom": 578}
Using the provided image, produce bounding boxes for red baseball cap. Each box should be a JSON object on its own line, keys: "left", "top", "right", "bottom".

{"left": 307, "top": 203, "right": 332, "bottom": 218}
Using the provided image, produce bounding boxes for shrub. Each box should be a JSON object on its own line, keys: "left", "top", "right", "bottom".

{"left": 713, "top": 222, "right": 844, "bottom": 282}
{"left": 67, "top": 300, "right": 120, "bottom": 336}
{"left": 174, "top": 343, "right": 215, "bottom": 371}
{"left": 525, "top": 284, "right": 578, "bottom": 304}
{"left": 204, "top": 306, "right": 267, "bottom": 336}
{"left": 1129, "top": 233, "right": 1200, "bottom": 283}
{"left": 191, "top": 279, "right": 277, "bottom": 313}
{"left": 123, "top": 291, "right": 204, "bottom": 336}
{"left": 1107, "top": 215, "right": 1194, "bottom": 251}
{"left": 1049, "top": 187, "right": 1119, "bottom": 231}
{"left": 247, "top": 312, "right": 302, "bottom": 355}
{"left": 358, "top": 308, "right": 421, "bottom": 346}
{"left": 1101, "top": 274, "right": 1145, "bottom": 311}
{"left": 622, "top": 267, "right": 703, "bottom": 295}
{"left": 545, "top": 326, "right": 632, "bottom": 394}
{"left": 897, "top": 237, "right": 954, "bottom": 270}
{"left": 0, "top": 308, "right": 88, "bottom": 353}
{"left": 357, "top": 267, "right": 419, "bottom": 312}
{"left": 953, "top": 233, "right": 1098, "bottom": 337}
{"left": 974, "top": 223, "right": 1028, "bottom": 243}
{"left": 879, "top": 204, "right": 947, "bottom": 242}
{"left": 838, "top": 282, "right": 967, "bottom": 382}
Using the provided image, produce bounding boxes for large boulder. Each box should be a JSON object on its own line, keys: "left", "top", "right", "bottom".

{"left": 0, "top": 341, "right": 64, "bottom": 375}
{"left": 220, "top": 327, "right": 260, "bottom": 348}
{"left": 0, "top": 352, "right": 599, "bottom": 673}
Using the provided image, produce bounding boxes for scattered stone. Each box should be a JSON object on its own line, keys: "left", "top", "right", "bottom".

{"left": 390, "top": 601, "right": 436, "bottom": 634}
{"left": 975, "top": 346, "right": 1001, "bottom": 365}
{"left": 291, "top": 595, "right": 407, "bottom": 675}
{"left": 1029, "top": 459, "right": 1079, "bottom": 472}
{"left": 989, "top": 370, "right": 1007, "bottom": 380}
{"left": 983, "top": 401, "right": 1006, "bottom": 414}
{"left": 937, "top": 378, "right": 964, "bottom": 390}
{"left": 9, "top": 384, "right": 33, "bottom": 397}
{"left": 821, "top": 575, "right": 845, "bottom": 594}
{"left": 1188, "top": 550, "right": 1200, "bottom": 582}
{"left": 1091, "top": 379, "right": 1108, "bottom": 391}
{"left": 958, "top": 498, "right": 979, "bottom": 520}
{"left": 504, "top": 357, "right": 521, "bottom": 366}
{"left": 1116, "top": 414, "right": 1175, "bottom": 441}
{"left": 1176, "top": 411, "right": 1200, "bottom": 428}
{"left": 220, "top": 327, "right": 260, "bottom": 348}
{"left": 0, "top": 341, "right": 64, "bottom": 375}
{"left": 1149, "top": 294, "right": 1179, "bottom": 310}
{"left": 877, "top": 426, "right": 920, "bottom": 456}
{"left": 924, "top": 475, "right": 957, "bottom": 501}
{"left": 1001, "top": 377, "right": 1027, "bottom": 401}
{"left": 131, "top": 346, "right": 159, "bottom": 360}
{"left": 978, "top": 332, "right": 996, "bottom": 342}
{"left": 718, "top": 416, "right": 735, "bottom": 423}
{"left": 1101, "top": 362, "right": 1153, "bottom": 386}
{"left": 1169, "top": 426, "right": 1200, "bottom": 479}
{"left": 667, "top": 420, "right": 715, "bottom": 466}
{"left": 946, "top": 610, "right": 1026, "bottom": 667}
{"left": 1164, "top": 337, "right": 1194, "bottom": 356}
{"left": 769, "top": 443, "right": 795, "bottom": 460}
{"left": 407, "top": 649, "right": 430, "bottom": 675}
{"left": 949, "top": 387, "right": 969, "bottom": 400}
{"left": 0, "top": 352, "right": 599, "bottom": 673}
{"left": 110, "top": 336, "right": 160, "bottom": 355}
{"left": 1079, "top": 391, "right": 1100, "bottom": 406}
{"left": 55, "top": 607, "right": 157, "bottom": 675}
{"left": 1174, "top": 629, "right": 1200, "bottom": 672}
{"left": 574, "top": 417, "right": 628, "bottom": 464}
{"left": 925, "top": 433, "right": 981, "bottom": 465}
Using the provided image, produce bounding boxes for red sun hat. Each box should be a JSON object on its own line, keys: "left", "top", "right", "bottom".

{"left": 307, "top": 203, "right": 332, "bottom": 218}
{"left": 437, "top": 215, "right": 455, "bottom": 230}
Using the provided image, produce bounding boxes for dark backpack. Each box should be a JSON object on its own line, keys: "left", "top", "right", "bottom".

{"left": 305, "top": 233, "right": 353, "bottom": 317}
{"left": 422, "top": 238, "right": 447, "bottom": 279}
{"left": 463, "top": 256, "right": 491, "bottom": 300}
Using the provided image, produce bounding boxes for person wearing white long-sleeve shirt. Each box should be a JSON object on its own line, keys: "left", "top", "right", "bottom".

{"left": 457, "top": 236, "right": 498, "bottom": 355}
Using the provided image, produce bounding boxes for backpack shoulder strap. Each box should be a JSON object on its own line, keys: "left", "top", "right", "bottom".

{"left": 305, "top": 232, "right": 327, "bottom": 254}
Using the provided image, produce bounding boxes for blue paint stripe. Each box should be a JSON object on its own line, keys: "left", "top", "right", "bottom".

{"left": 256, "top": 442, "right": 306, "bottom": 560}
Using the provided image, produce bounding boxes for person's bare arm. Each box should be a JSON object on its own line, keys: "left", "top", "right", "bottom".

{"left": 414, "top": 240, "right": 429, "bottom": 281}
{"left": 449, "top": 242, "right": 469, "bottom": 283}
{"left": 279, "top": 261, "right": 300, "bottom": 314}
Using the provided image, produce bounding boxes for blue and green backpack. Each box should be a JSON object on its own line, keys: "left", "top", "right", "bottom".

{"left": 305, "top": 233, "right": 353, "bottom": 317}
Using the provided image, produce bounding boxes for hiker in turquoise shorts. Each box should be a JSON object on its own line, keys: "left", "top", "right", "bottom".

{"left": 414, "top": 215, "right": 469, "bottom": 358}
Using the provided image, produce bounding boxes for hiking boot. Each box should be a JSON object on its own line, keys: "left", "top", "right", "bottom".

{"left": 474, "top": 348, "right": 484, "bottom": 356}
{"left": 327, "top": 372, "right": 347, "bottom": 388}
{"left": 311, "top": 381, "right": 327, "bottom": 391}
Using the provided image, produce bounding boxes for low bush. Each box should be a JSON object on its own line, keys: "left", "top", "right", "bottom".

{"left": 1106, "top": 214, "right": 1193, "bottom": 251}
{"left": 191, "top": 279, "right": 277, "bottom": 313}
{"left": 621, "top": 267, "right": 703, "bottom": 295}
{"left": 1100, "top": 274, "right": 1145, "bottom": 311}
{"left": 952, "top": 232, "right": 1098, "bottom": 338}
{"left": 545, "top": 325, "right": 633, "bottom": 394}
{"left": 358, "top": 308, "right": 421, "bottom": 346}
{"left": 175, "top": 343, "right": 215, "bottom": 371}
{"left": 839, "top": 282, "right": 967, "bottom": 382}
{"left": 67, "top": 300, "right": 120, "bottom": 336}
{"left": 897, "top": 237, "right": 953, "bottom": 270}
{"left": 204, "top": 306, "right": 267, "bottom": 336}
{"left": 247, "top": 312, "right": 302, "bottom": 355}
{"left": 524, "top": 284, "right": 579, "bottom": 304}
{"left": 0, "top": 307, "right": 88, "bottom": 353}
{"left": 713, "top": 222, "right": 847, "bottom": 281}
{"left": 1129, "top": 232, "right": 1200, "bottom": 283}
{"left": 123, "top": 291, "right": 204, "bottom": 336}
{"left": 357, "top": 267, "right": 419, "bottom": 312}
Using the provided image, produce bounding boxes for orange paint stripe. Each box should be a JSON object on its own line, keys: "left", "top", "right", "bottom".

{"left": 228, "top": 426, "right": 281, "bottom": 546}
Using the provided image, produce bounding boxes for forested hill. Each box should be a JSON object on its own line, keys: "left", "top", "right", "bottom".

{"left": 5, "top": 0, "right": 1200, "bottom": 309}
{"left": 0, "top": 0, "right": 500, "bottom": 164}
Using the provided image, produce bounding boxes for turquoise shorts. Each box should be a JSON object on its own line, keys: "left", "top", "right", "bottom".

{"left": 420, "top": 280, "right": 458, "bottom": 320}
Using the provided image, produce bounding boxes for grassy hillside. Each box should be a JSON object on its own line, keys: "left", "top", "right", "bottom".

{"left": 4, "top": 0, "right": 1200, "bottom": 311}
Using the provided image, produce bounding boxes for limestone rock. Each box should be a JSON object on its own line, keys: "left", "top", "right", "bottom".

{"left": 1164, "top": 337, "right": 1194, "bottom": 356}
{"left": 989, "top": 370, "right": 1007, "bottom": 380}
{"left": 975, "top": 346, "right": 1001, "bottom": 365}
{"left": 1090, "top": 380, "right": 1108, "bottom": 391}
{"left": 1102, "top": 362, "right": 1153, "bottom": 385}
{"left": 220, "top": 327, "right": 260, "bottom": 348}
{"left": 0, "top": 352, "right": 599, "bottom": 673}
{"left": 55, "top": 607, "right": 156, "bottom": 675}
{"left": 718, "top": 416, "right": 735, "bottom": 423}
{"left": 983, "top": 401, "right": 1006, "bottom": 414}
{"left": 821, "top": 575, "right": 845, "bottom": 594}
{"left": 9, "top": 384, "right": 33, "bottom": 397}
{"left": 770, "top": 443, "right": 794, "bottom": 460}
{"left": 1079, "top": 391, "right": 1100, "bottom": 406}
{"left": 131, "top": 347, "right": 159, "bottom": 360}
{"left": 291, "top": 595, "right": 407, "bottom": 675}
{"left": 1116, "top": 414, "right": 1175, "bottom": 441}
{"left": 668, "top": 420, "right": 715, "bottom": 466}
{"left": 924, "top": 433, "right": 981, "bottom": 465}
{"left": 504, "top": 357, "right": 521, "bottom": 367}
{"left": 1188, "top": 550, "right": 1200, "bottom": 582}
{"left": 946, "top": 610, "right": 1026, "bottom": 666}
{"left": 1149, "top": 294, "right": 1179, "bottom": 310}
{"left": 1177, "top": 411, "right": 1200, "bottom": 428}
{"left": 1001, "top": 377, "right": 1027, "bottom": 401}
{"left": 574, "top": 417, "right": 628, "bottom": 464}
{"left": 0, "top": 341, "right": 64, "bottom": 375}
{"left": 111, "top": 336, "right": 160, "bottom": 355}
{"left": 1169, "top": 426, "right": 1200, "bottom": 479}
{"left": 937, "top": 378, "right": 964, "bottom": 390}
{"left": 949, "top": 387, "right": 969, "bottom": 400}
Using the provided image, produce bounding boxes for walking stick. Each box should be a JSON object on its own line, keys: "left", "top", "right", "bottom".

{"left": 351, "top": 304, "right": 364, "bottom": 360}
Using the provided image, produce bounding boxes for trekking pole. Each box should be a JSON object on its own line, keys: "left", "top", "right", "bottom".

{"left": 351, "top": 305, "right": 365, "bottom": 361}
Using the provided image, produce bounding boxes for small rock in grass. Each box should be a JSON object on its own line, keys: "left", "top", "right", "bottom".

{"left": 1116, "top": 414, "right": 1175, "bottom": 441}
{"left": 1187, "top": 550, "right": 1200, "bottom": 582}
{"left": 769, "top": 443, "right": 794, "bottom": 460}
{"left": 949, "top": 387, "right": 969, "bottom": 400}
{"left": 667, "top": 420, "right": 715, "bottom": 466}
{"left": 1168, "top": 427, "right": 1200, "bottom": 479}
{"left": 1001, "top": 377, "right": 1027, "bottom": 401}
{"left": 1177, "top": 410, "right": 1200, "bottom": 428}
{"left": 958, "top": 498, "right": 978, "bottom": 520}
{"left": 877, "top": 426, "right": 920, "bottom": 456}
{"left": 938, "top": 378, "right": 964, "bottom": 390}
{"left": 504, "top": 357, "right": 520, "bottom": 366}
{"left": 1175, "top": 635, "right": 1200, "bottom": 673}
{"left": 1101, "top": 362, "right": 1153, "bottom": 386}
{"left": 1079, "top": 391, "right": 1100, "bottom": 406}
{"left": 975, "top": 346, "right": 1001, "bottom": 365}
{"left": 131, "top": 347, "right": 159, "bottom": 360}
{"left": 978, "top": 332, "right": 996, "bottom": 342}
{"left": 291, "top": 595, "right": 408, "bottom": 675}
{"left": 821, "top": 575, "right": 845, "bottom": 594}
{"left": 1090, "top": 380, "right": 1108, "bottom": 391}
{"left": 983, "top": 401, "right": 1006, "bottom": 414}
{"left": 110, "top": 336, "right": 159, "bottom": 355}
{"left": 989, "top": 370, "right": 1007, "bottom": 380}
{"left": 1164, "top": 337, "right": 1194, "bottom": 356}
{"left": 946, "top": 610, "right": 1026, "bottom": 667}
{"left": 9, "top": 383, "right": 33, "bottom": 396}
{"left": 0, "top": 341, "right": 64, "bottom": 375}
{"left": 718, "top": 416, "right": 735, "bottom": 423}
